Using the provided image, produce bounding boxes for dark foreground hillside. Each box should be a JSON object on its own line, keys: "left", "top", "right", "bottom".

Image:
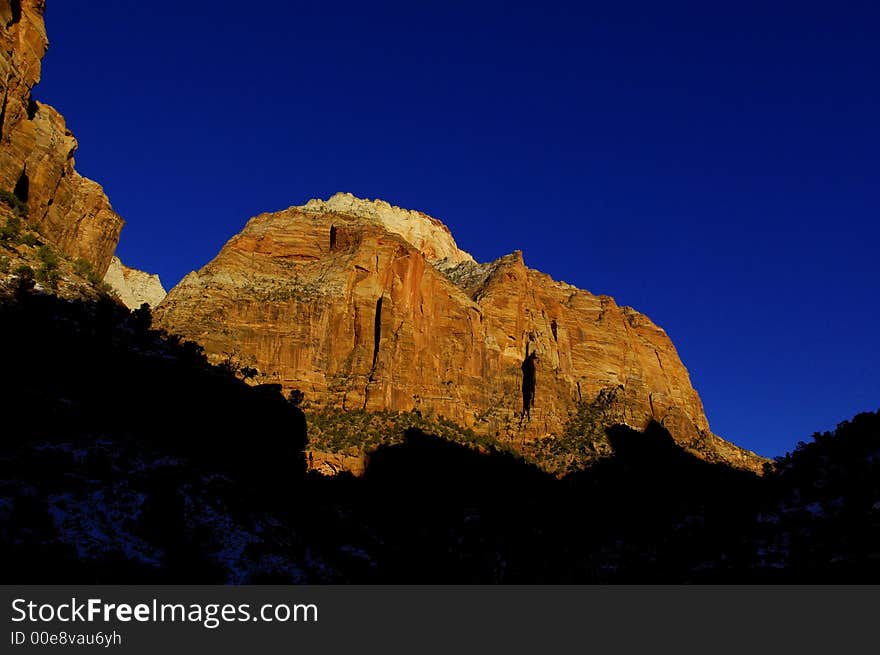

{"left": 0, "top": 283, "right": 878, "bottom": 582}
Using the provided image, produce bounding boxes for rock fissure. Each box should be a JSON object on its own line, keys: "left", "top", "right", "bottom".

{"left": 0, "top": 89, "right": 7, "bottom": 139}
{"left": 7, "top": 0, "right": 22, "bottom": 27}
{"left": 13, "top": 167, "right": 28, "bottom": 203}
{"left": 370, "top": 295, "right": 383, "bottom": 377}
{"left": 521, "top": 346, "right": 537, "bottom": 421}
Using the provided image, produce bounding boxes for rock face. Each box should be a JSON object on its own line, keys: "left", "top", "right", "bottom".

{"left": 306, "top": 450, "right": 367, "bottom": 477}
{"left": 156, "top": 192, "right": 764, "bottom": 472}
{"left": 0, "top": 0, "right": 123, "bottom": 275}
{"left": 103, "top": 256, "right": 166, "bottom": 309}
{"left": 301, "top": 194, "right": 474, "bottom": 266}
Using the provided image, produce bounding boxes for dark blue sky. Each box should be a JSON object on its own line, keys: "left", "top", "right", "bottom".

{"left": 36, "top": 1, "right": 878, "bottom": 457}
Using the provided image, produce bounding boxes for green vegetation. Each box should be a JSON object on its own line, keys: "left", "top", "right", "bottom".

{"left": 306, "top": 407, "right": 516, "bottom": 458}
{"left": 12, "top": 263, "right": 35, "bottom": 294}
{"left": 0, "top": 256, "right": 8, "bottom": 273}
{"left": 99, "top": 281, "right": 121, "bottom": 300}
{"left": 218, "top": 349, "right": 261, "bottom": 382}
{"left": 0, "top": 216, "right": 22, "bottom": 243}
{"left": 13, "top": 263, "right": 34, "bottom": 279}
{"left": 528, "top": 386, "right": 624, "bottom": 474}
{"left": 35, "top": 244, "right": 61, "bottom": 290}
{"left": 73, "top": 257, "right": 104, "bottom": 285}
{"left": 37, "top": 244, "right": 59, "bottom": 268}
{"left": 0, "top": 189, "right": 27, "bottom": 217}
{"left": 307, "top": 387, "right": 629, "bottom": 475}
{"left": 35, "top": 265, "right": 61, "bottom": 289}
{"left": 0, "top": 214, "right": 41, "bottom": 249}
{"left": 19, "top": 232, "right": 38, "bottom": 247}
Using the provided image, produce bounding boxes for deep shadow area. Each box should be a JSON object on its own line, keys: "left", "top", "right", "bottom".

{"left": 347, "top": 424, "right": 763, "bottom": 582}
{"left": 0, "top": 290, "right": 306, "bottom": 482}
{"left": 6, "top": 0, "right": 22, "bottom": 28}
{"left": 521, "top": 348, "right": 537, "bottom": 420}
{"left": 0, "top": 286, "right": 878, "bottom": 583}
{"left": 0, "top": 287, "right": 307, "bottom": 582}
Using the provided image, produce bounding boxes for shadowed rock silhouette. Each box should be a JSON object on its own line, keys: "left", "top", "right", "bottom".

{"left": 521, "top": 348, "right": 537, "bottom": 421}
{"left": 1, "top": 283, "right": 878, "bottom": 583}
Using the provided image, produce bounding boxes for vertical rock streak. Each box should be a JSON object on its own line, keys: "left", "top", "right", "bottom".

{"left": 370, "top": 296, "right": 383, "bottom": 376}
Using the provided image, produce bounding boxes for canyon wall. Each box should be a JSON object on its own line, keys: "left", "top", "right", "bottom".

{"left": 1, "top": 0, "right": 122, "bottom": 275}
{"left": 156, "top": 193, "right": 764, "bottom": 472}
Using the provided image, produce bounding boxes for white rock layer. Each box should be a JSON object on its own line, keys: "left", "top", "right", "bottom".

{"left": 298, "top": 192, "right": 475, "bottom": 265}
{"left": 103, "top": 256, "right": 167, "bottom": 310}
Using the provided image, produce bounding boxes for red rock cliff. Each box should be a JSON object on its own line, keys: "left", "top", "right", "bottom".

{"left": 0, "top": 0, "right": 122, "bottom": 275}
{"left": 156, "top": 193, "right": 764, "bottom": 472}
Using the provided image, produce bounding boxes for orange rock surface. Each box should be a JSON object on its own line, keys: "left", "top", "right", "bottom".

{"left": 0, "top": 0, "right": 122, "bottom": 275}
{"left": 156, "top": 193, "right": 765, "bottom": 472}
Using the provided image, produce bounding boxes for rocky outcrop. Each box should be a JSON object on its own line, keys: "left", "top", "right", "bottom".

{"left": 156, "top": 193, "right": 765, "bottom": 473}
{"left": 306, "top": 450, "right": 367, "bottom": 477}
{"left": 302, "top": 193, "right": 474, "bottom": 266}
{"left": 0, "top": 0, "right": 123, "bottom": 275}
{"left": 103, "top": 256, "right": 166, "bottom": 309}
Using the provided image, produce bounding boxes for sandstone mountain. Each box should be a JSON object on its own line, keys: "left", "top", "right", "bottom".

{"left": 103, "top": 256, "right": 166, "bottom": 309}
{"left": 156, "top": 192, "right": 765, "bottom": 473}
{"left": 1, "top": 1, "right": 762, "bottom": 474}
{"left": 1, "top": 0, "right": 122, "bottom": 276}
